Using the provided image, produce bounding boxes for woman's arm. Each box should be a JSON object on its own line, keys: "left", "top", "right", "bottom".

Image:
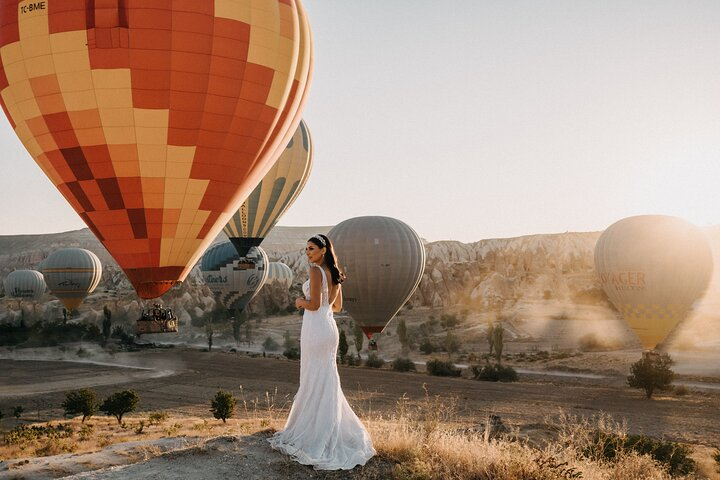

{"left": 295, "top": 267, "right": 321, "bottom": 311}
{"left": 332, "top": 284, "right": 343, "bottom": 312}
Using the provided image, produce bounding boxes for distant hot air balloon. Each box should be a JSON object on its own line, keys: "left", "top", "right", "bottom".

{"left": 328, "top": 216, "right": 426, "bottom": 342}
{"left": 3, "top": 270, "right": 45, "bottom": 301}
{"left": 267, "top": 262, "right": 294, "bottom": 289}
{"left": 224, "top": 119, "right": 313, "bottom": 257}
{"left": 200, "top": 242, "right": 268, "bottom": 312}
{"left": 594, "top": 215, "right": 713, "bottom": 350}
{"left": 40, "top": 248, "right": 102, "bottom": 311}
{"left": 0, "top": 1, "right": 313, "bottom": 299}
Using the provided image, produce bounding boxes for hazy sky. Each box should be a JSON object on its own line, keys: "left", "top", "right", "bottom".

{"left": 1, "top": 1, "right": 719, "bottom": 242}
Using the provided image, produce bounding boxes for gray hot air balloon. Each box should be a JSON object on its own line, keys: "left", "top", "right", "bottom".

{"left": 329, "top": 216, "right": 426, "bottom": 341}
{"left": 3, "top": 270, "right": 46, "bottom": 301}
{"left": 40, "top": 248, "right": 102, "bottom": 311}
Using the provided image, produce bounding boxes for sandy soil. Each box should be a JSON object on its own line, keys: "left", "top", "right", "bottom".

{"left": 1, "top": 346, "right": 719, "bottom": 479}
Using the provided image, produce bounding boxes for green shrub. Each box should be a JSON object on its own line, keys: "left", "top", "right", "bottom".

{"left": 283, "top": 346, "right": 300, "bottom": 360}
{"left": 13, "top": 406, "right": 23, "bottom": 419}
{"left": 419, "top": 338, "right": 435, "bottom": 354}
{"left": 627, "top": 353, "right": 675, "bottom": 399}
{"left": 426, "top": 358, "right": 461, "bottom": 377}
{"left": 583, "top": 430, "right": 695, "bottom": 476}
{"left": 148, "top": 411, "right": 169, "bottom": 425}
{"left": 471, "top": 363, "right": 518, "bottom": 382}
{"left": 4, "top": 423, "right": 74, "bottom": 446}
{"left": 346, "top": 355, "right": 361, "bottom": 366}
{"left": 392, "top": 357, "right": 417, "bottom": 372}
{"left": 262, "top": 336, "right": 280, "bottom": 351}
{"left": 210, "top": 390, "right": 236, "bottom": 423}
{"left": 100, "top": 390, "right": 139, "bottom": 424}
{"left": 365, "top": 353, "right": 385, "bottom": 368}
{"left": 673, "top": 384, "right": 689, "bottom": 396}
{"left": 62, "top": 388, "right": 98, "bottom": 423}
{"left": 78, "top": 424, "right": 94, "bottom": 441}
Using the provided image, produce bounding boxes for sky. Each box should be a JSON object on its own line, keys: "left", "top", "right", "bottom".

{"left": 1, "top": 1, "right": 719, "bottom": 243}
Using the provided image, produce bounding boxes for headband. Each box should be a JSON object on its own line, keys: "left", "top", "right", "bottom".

{"left": 312, "top": 234, "right": 326, "bottom": 247}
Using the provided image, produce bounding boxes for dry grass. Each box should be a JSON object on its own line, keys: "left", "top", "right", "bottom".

{"left": 0, "top": 387, "right": 708, "bottom": 480}
{"left": 362, "top": 386, "right": 696, "bottom": 480}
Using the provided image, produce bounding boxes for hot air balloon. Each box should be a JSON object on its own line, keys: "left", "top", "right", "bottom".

{"left": 0, "top": 1, "right": 313, "bottom": 299}
{"left": 328, "top": 216, "right": 426, "bottom": 345}
{"left": 267, "top": 262, "right": 294, "bottom": 289}
{"left": 3, "top": 270, "right": 45, "bottom": 302}
{"left": 40, "top": 248, "right": 102, "bottom": 311}
{"left": 200, "top": 242, "right": 268, "bottom": 312}
{"left": 223, "top": 119, "right": 313, "bottom": 257}
{"left": 594, "top": 215, "right": 713, "bottom": 350}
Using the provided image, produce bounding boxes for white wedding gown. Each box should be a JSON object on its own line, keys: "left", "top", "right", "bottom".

{"left": 268, "top": 264, "right": 375, "bottom": 470}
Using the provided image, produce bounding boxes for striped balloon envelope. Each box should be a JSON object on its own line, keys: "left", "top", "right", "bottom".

{"left": 40, "top": 248, "right": 102, "bottom": 310}
{"left": 200, "top": 242, "right": 268, "bottom": 312}
{"left": 329, "top": 216, "right": 426, "bottom": 340}
{"left": 0, "top": 1, "right": 313, "bottom": 299}
{"left": 223, "top": 119, "right": 313, "bottom": 257}
{"left": 266, "top": 261, "right": 293, "bottom": 289}
{"left": 3, "top": 269, "right": 45, "bottom": 301}
{"left": 594, "top": 215, "right": 713, "bottom": 350}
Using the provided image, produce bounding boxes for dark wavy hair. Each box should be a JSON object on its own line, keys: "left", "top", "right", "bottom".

{"left": 308, "top": 234, "right": 345, "bottom": 285}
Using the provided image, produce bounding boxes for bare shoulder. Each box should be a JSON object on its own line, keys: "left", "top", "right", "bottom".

{"left": 308, "top": 265, "right": 322, "bottom": 281}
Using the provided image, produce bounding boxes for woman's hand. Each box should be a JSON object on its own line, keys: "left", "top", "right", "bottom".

{"left": 295, "top": 297, "right": 305, "bottom": 309}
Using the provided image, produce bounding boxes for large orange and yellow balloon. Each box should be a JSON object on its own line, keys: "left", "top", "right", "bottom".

{"left": 594, "top": 215, "right": 713, "bottom": 350}
{"left": 0, "top": 1, "right": 312, "bottom": 299}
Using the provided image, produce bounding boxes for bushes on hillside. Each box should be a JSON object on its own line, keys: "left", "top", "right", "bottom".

{"left": 582, "top": 430, "right": 695, "bottom": 476}
{"left": 426, "top": 359, "right": 461, "bottom": 377}
{"left": 471, "top": 363, "right": 518, "bottom": 382}
{"left": 392, "top": 357, "right": 416, "bottom": 372}
{"left": 365, "top": 353, "right": 385, "bottom": 368}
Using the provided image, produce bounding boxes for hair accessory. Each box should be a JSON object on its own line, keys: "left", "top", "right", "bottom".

{"left": 312, "top": 234, "right": 326, "bottom": 246}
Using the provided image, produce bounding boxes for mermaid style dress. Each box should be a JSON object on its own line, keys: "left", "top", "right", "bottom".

{"left": 268, "top": 264, "right": 375, "bottom": 470}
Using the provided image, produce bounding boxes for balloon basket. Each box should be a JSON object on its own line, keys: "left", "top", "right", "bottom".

{"left": 136, "top": 304, "right": 178, "bottom": 335}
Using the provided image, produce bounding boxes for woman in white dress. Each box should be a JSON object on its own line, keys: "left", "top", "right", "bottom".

{"left": 268, "top": 234, "right": 375, "bottom": 470}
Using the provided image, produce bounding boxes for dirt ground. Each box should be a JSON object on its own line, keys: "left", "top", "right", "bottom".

{"left": 2, "top": 347, "right": 719, "bottom": 445}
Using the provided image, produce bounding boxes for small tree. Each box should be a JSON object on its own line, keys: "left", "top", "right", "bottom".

{"left": 628, "top": 352, "right": 675, "bottom": 399}
{"left": 353, "top": 324, "right": 364, "bottom": 355}
{"left": 338, "top": 330, "right": 349, "bottom": 363}
{"left": 100, "top": 390, "right": 139, "bottom": 424}
{"left": 486, "top": 320, "right": 495, "bottom": 356}
{"left": 102, "top": 305, "right": 112, "bottom": 346}
{"left": 232, "top": 310, "right": 247, "bottom": 345}
{"left": 206, "top": 322, "right": 214, "bottom": 352}
{"left": 444, "top": 331, "right": 461, "bottom": 360}
{"left": 493, "top": 324, "right": 504, "bottom": 362}
{"left": 13, "top": 406, "right": 23, "bottom": 419}
{"left": 245, "top": 320, "right": 252, "bottom": 344}
{"left": 397, "top": 318, "right": 409, "bottom": 355}
{"left": 62, "top": 388, "right": 98, "bottom": 423}
{"left": 0, "top": 409, "right": 4, "bottom": 420}
{"left": 210, "top": 390, "right": 236, "bottom": 423}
